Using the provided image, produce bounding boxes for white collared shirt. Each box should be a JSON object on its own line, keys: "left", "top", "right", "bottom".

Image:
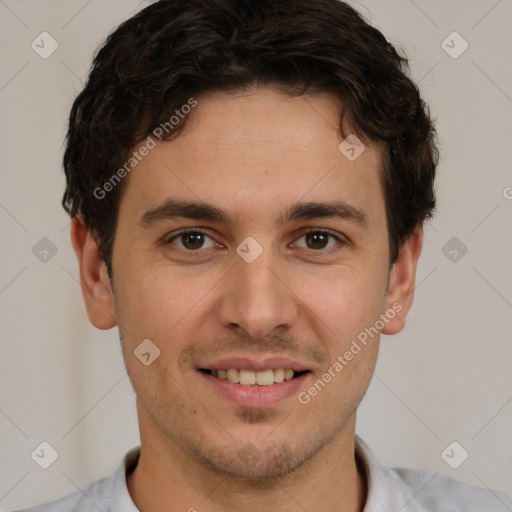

{"left": 14, "top": 437, "right": 512, "bottom": 511}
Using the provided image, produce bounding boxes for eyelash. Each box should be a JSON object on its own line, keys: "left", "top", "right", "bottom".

{"left": 164, "top": 228, "right": 346, "bottom": 254}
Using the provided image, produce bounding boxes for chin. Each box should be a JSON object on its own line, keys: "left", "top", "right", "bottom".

{"left": 179, "top": 423, "right": 337, "bottom": 483}
{"left": 194, "top": 442, "right": 311, "bottom": 481}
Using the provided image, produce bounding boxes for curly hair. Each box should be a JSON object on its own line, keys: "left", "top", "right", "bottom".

{"left": 63, "top": 0, "right": 437, "bottom": 272}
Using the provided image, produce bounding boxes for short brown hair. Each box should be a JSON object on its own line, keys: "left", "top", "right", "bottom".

{"left": 63, "top": 0, "right": 438, "bottom": 272}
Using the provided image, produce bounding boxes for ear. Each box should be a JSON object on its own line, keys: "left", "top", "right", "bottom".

{"left": 70, "top": 216, "right": 117, "bottom": 330}
{"left": 381, "top": 225, "right": 423, "bottom": 335}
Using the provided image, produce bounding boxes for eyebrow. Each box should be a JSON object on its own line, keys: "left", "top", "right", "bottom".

{"left": 139, "top": 199, "right": 369, "bottom": 227}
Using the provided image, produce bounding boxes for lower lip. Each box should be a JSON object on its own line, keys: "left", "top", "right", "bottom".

{"left": 200, "top": 372, "right": 310, "bottom": 408}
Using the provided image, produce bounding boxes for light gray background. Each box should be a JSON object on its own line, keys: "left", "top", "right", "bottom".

{"left": 1, "top": 0, "right": 511, "bottom": 509}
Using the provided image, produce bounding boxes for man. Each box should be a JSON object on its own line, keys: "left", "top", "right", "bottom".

{"left": 17, "top": 0, "right": 512, "bottom": 511}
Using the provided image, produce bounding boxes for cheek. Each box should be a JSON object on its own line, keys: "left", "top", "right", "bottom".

{"left": 295, "top": 264, "right": 388, "bottom": 344}
{"left": 111, "top": 259, "right": 168, "bottom": 342}
{"left": 113, "top": 263, "right": 220, "bottom": 347}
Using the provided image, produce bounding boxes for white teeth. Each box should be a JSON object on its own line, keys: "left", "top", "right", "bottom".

{"left": 255, "top": 369, "right": 274, "bottom": 386}
{"left": 284, "top": 369, "right": 294, "bottom": 381}
{"left": 239, "top": 369, "right": 256, "bottom": 385}
{"left": 273, "top": 368, "right": 285, "bottom": 383}
{"left": 226, "top": 369, "right": 239, "bottom": 383}
{"left": 212, "top": 368, "right": 299, "bottom": 385}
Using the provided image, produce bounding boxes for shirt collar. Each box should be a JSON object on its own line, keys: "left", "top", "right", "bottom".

{"left": 355, "top": 435, "right": 429, "bottom": 511}
{"left": 111, "top": 446, "right": 141, "bottom": 512}
{"left": 111, "top": 438, "right": 426, "bottom": 512}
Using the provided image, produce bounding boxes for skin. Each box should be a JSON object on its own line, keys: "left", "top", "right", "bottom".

{"left": 71, "top": 88, "right": 423, "bottom": 512}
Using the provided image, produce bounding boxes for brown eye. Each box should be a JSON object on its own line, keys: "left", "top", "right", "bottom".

{"left": 293, "top": 231, "right": 341, "bottom": 251}
{"left": 181, "top": 232, "right": 205, "bottom": 250}
{"left": 305, "top": 232, "right": 329, "bottom": 250}
{"left": 167, "top": 230, "right": 216, "bottom": 251}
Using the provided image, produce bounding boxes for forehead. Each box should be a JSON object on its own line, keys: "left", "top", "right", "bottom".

{"left": 118, "top": 88, "right": 385, "bottom": 230}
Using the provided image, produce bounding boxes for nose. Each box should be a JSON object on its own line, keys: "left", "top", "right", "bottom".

{"left": 217, "top": 249, "right": 298, "bottom": 340}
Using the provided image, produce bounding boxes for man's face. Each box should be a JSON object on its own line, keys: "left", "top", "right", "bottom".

{"left": 104, "top": 89, "right": 400, "bottom": 479}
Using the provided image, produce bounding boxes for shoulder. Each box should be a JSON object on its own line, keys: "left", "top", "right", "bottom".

{"left": 11, "top": 447, "right": 140, "bottom": 512}
{"left": 11, "top": 474, "right": 114, "bottom": 512}
{"left": 355, "top": 436, "right": 512, "bottom": 512}
{"left": 389, "top": 465, "right": 512, "bottom": 511}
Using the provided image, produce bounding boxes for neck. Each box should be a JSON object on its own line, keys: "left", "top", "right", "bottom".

{"left": 127, "top": 416, "right": 366, "bottom": 512}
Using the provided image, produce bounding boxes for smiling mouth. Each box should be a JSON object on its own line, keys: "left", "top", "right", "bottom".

{"left": 199, "top": 368, "right": 309, "bottom": 386}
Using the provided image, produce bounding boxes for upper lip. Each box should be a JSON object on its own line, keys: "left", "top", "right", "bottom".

{"left": 198, "top": 356, "right": 310, "bottom": 373}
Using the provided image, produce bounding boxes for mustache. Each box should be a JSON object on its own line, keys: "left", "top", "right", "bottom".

{"left": 178, "top": 333, "right": 328, "bottom": 372}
